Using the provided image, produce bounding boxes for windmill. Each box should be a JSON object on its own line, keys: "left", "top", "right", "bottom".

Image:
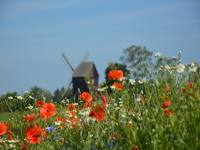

{"left": 61, "top": 52, "right": 99, "bottom": 99}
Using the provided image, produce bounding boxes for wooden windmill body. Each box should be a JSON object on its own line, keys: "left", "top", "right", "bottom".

{"left": 61, "top": 53, "right": 99, "bottom": 99}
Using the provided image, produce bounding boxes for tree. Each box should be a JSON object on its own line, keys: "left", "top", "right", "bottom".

{"left": 53, "top": 88, "right": 62, "bottom": 103}
{"left": 120, "top": 45, "right": 153, "bottom": 80}
{"left": 30, "top": 86, "right": 52, "bottom": 102}
{"left": 53, "top": 86, "right": 73, "bottom": 103}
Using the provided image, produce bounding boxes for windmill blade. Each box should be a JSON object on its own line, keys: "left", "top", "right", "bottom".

{"left": 62, "top": 53, "right": 74, "bottom": 72}
{"left": 81, "top": 52, "right": 89, "bottom": 62}
{"left": 62, "top": 79, "right": 72, "bottom": 98}
{"left": 61, "top": 56, "right": 73, "bottom": 74}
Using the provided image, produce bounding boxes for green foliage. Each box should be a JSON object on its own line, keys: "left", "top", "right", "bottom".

{"left": 0, "top": 92, "right": 35, "bottom": 112}
{"left": 120, "top": 45, "right": 153, "bottom": 80}
{"left": 0, "top": 92, "right": 18, "bottom": 112}
{"left": 30, "top": 86, "right": 53, "bottom": 102}
{"left": 53, "top": 86, "right": 73, "bottom": 103}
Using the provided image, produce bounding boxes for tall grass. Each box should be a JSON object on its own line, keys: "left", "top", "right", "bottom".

{"left": 0, "top": 54, "right": 199, "bottom": 149}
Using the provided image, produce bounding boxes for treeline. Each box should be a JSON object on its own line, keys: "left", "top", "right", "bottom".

{"left": 0, "top": 86, "right": 74, "bottom": 112}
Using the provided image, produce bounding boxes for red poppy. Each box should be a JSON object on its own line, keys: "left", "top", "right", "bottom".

{"left": 24, "top": 114, "right": 37, "bottom": 123}
{"left": 80, "top": 92, "right": 93, "bottom": 102}
{"left": 101, "top": 94, "right": 108, "bottom": 107}
{"left": 110, "top": 133, "right": 118, "bottom": 140}
{"left": 69, "top": 111, "right": 76, "bottom": 118}
{"left": 182, "top": 88, "right": 186, "bottom": 93}
{"left": 19, "top": 143, "right": 29, "bottom": 150}
{"left": 164, "top": 110, "right": 176, "bottom": 116}
{"left": 133, "top": 145, "right": 139, "bottom": 150}
{"left": 25, "top": 124, "right": 46, "bottom": 144}
{"left": 0, "top": 123, "right": 7, "bottom": 135}
{"left": 55, "top": 117, "right": 67, "bottom": 126}
{"left": 186, "top": 82, "right": 193, "bottom": 89}
{"left": 39, "top": 103, "right": 56, "bottom": 119}
{"left": 56, "top": 117, "right": 66, "bottom": 122}
{"left": 163, "top": 86, "right": 172, "bottom": 93}
{"left": 89, "top": 104, "right": 106, "bottom": 121}
{"left": 71, "top": 118, "right": 80, "bottom": 124}
{"left": 162, "top": 100, "right": 172, "bottom": 109}
{"left": 68, "top": 104, "right": 78, "bottom": 110}
{"left": 4, "top": 122, "right": 13, "bottom": 140}
{"left": 83, "top": 102, "right": 92, "bottom": 108}
{"left": 182, "top": 82, "right": 194, "bottom": 93}
{"left": 108, "top": 70, "right": 124, "bottom": 80}
{"left": 35, "top": 100, "right": 44, "bottom": 107}
{"left": 112, "top": 82, "right": 123, "bottom": 90}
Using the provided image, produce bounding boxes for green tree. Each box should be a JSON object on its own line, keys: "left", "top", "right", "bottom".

{"left": 53, "top": 88, "right": 62, "bottom": 103}
{"left": 120, "top": 45, "right": 153, "bottom": 80}
{"left": 53, "top": 86, "right": 73, "bottom": 103}
{"left": 30, "top": 86, "right": 52, "bottom": 102}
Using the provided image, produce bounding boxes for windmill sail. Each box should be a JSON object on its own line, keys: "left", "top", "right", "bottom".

{"left": 61, "top": 78, "right": 72, "bottom": 98}
{"left": 81, "top": 52, "right": 89, "bottom": 62}
{"left": 62, "top": 53, "right": 74, "bottom": 72}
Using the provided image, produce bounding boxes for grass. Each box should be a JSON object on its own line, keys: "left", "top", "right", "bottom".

{"left": 0, "top": 55, "right": 199, "bottom": 149}
{"left": 0, "top": 112, "right": 16, "bottom": 123}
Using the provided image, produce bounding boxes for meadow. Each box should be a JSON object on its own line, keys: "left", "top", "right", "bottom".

{"left": 0, "top": 53, "right": 199, "bottom": 150}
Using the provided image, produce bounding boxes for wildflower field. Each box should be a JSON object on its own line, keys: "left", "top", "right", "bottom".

{"left": 0, "top": 53, "right": 199, "bottom": 150}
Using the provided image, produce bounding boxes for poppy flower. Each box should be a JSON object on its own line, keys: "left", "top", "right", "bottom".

{"left": 35, "top": 100, "right": 44, "bottom": 107}
{"left": 110, "top": 133, "right": 118, "bottom": 140}
{"left": 71, "top": 118, "right": 80, "bottom": 124}
{"left": 68, "top": 104, "right": 78, "bottom": 110}
{"left": 182, "top": 88, "right": 186, "bottom": 93}
{"left": 39, "top": 103, "right": 56, "bottom": 119}
{"left": 163, "top": 86, "right": 172, "bottom": 93}
{"left": 83, "top": 102, "right": 92, "bottom": 108}
{"left": 80, "top": 92, "right": 92, "bottom": 102}
{"left": 101, "top": 94, "right": 108, "bottom": 107}
{"left": 182, "top": 82, "right": 194, "bottom": 93}
{"left": 112, "top": 82, "right": 123, "bottom": 90}
{"left": 133, "top": 145, "right": 139, "bottom": 150}
{"left": 56, "top": 117, "right": 66, "bottom": 122}
{"left": 4, "top": 122, "right": 13, "bottom": 140}
{"left": 186, "top": 82, "right": 193, "bottom": 89}
{"left": 25, "top": 124, "right": 46, "bottom": 144}
{"left": 89, "top": 104, "right": 106, "bottom": 121}
{"left": 19, "top": 143, "right": 29, "bottom": 150}
{"left": 162, "top": 100, "right": 172, "bottom": 109}
{"left": 55, "top": 117, "right": 66, "bottom": 126}
{"left": 0, "top": 123, "right": 7, "bottom": 135}
{"left": 24, "top": 114, "right": 37, "bottom": 123}
{"left": 164, "top": 110, "right": 176, "bottom": 116}
{"left": 108, "top": 70, "right": 124, "bottom": 80}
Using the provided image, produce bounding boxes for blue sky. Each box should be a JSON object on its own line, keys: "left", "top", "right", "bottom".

{"left": 0, "top": 0, "right": 200, "bottom": 96}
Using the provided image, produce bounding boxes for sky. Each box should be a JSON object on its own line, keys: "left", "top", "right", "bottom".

{"left": 0, "top": 0, "right": 200, "bottom": 96}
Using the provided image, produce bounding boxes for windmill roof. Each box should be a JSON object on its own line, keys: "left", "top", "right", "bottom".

{"left": 72, "top": 62, "right": 99, "bottom": 78}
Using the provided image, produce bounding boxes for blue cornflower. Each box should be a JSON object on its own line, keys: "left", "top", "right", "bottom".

{"left": 106, "top": 143, "right": 114, "bottom": 146}
{"left": 46, "top": 126, "right": 55, "bottom": 132}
